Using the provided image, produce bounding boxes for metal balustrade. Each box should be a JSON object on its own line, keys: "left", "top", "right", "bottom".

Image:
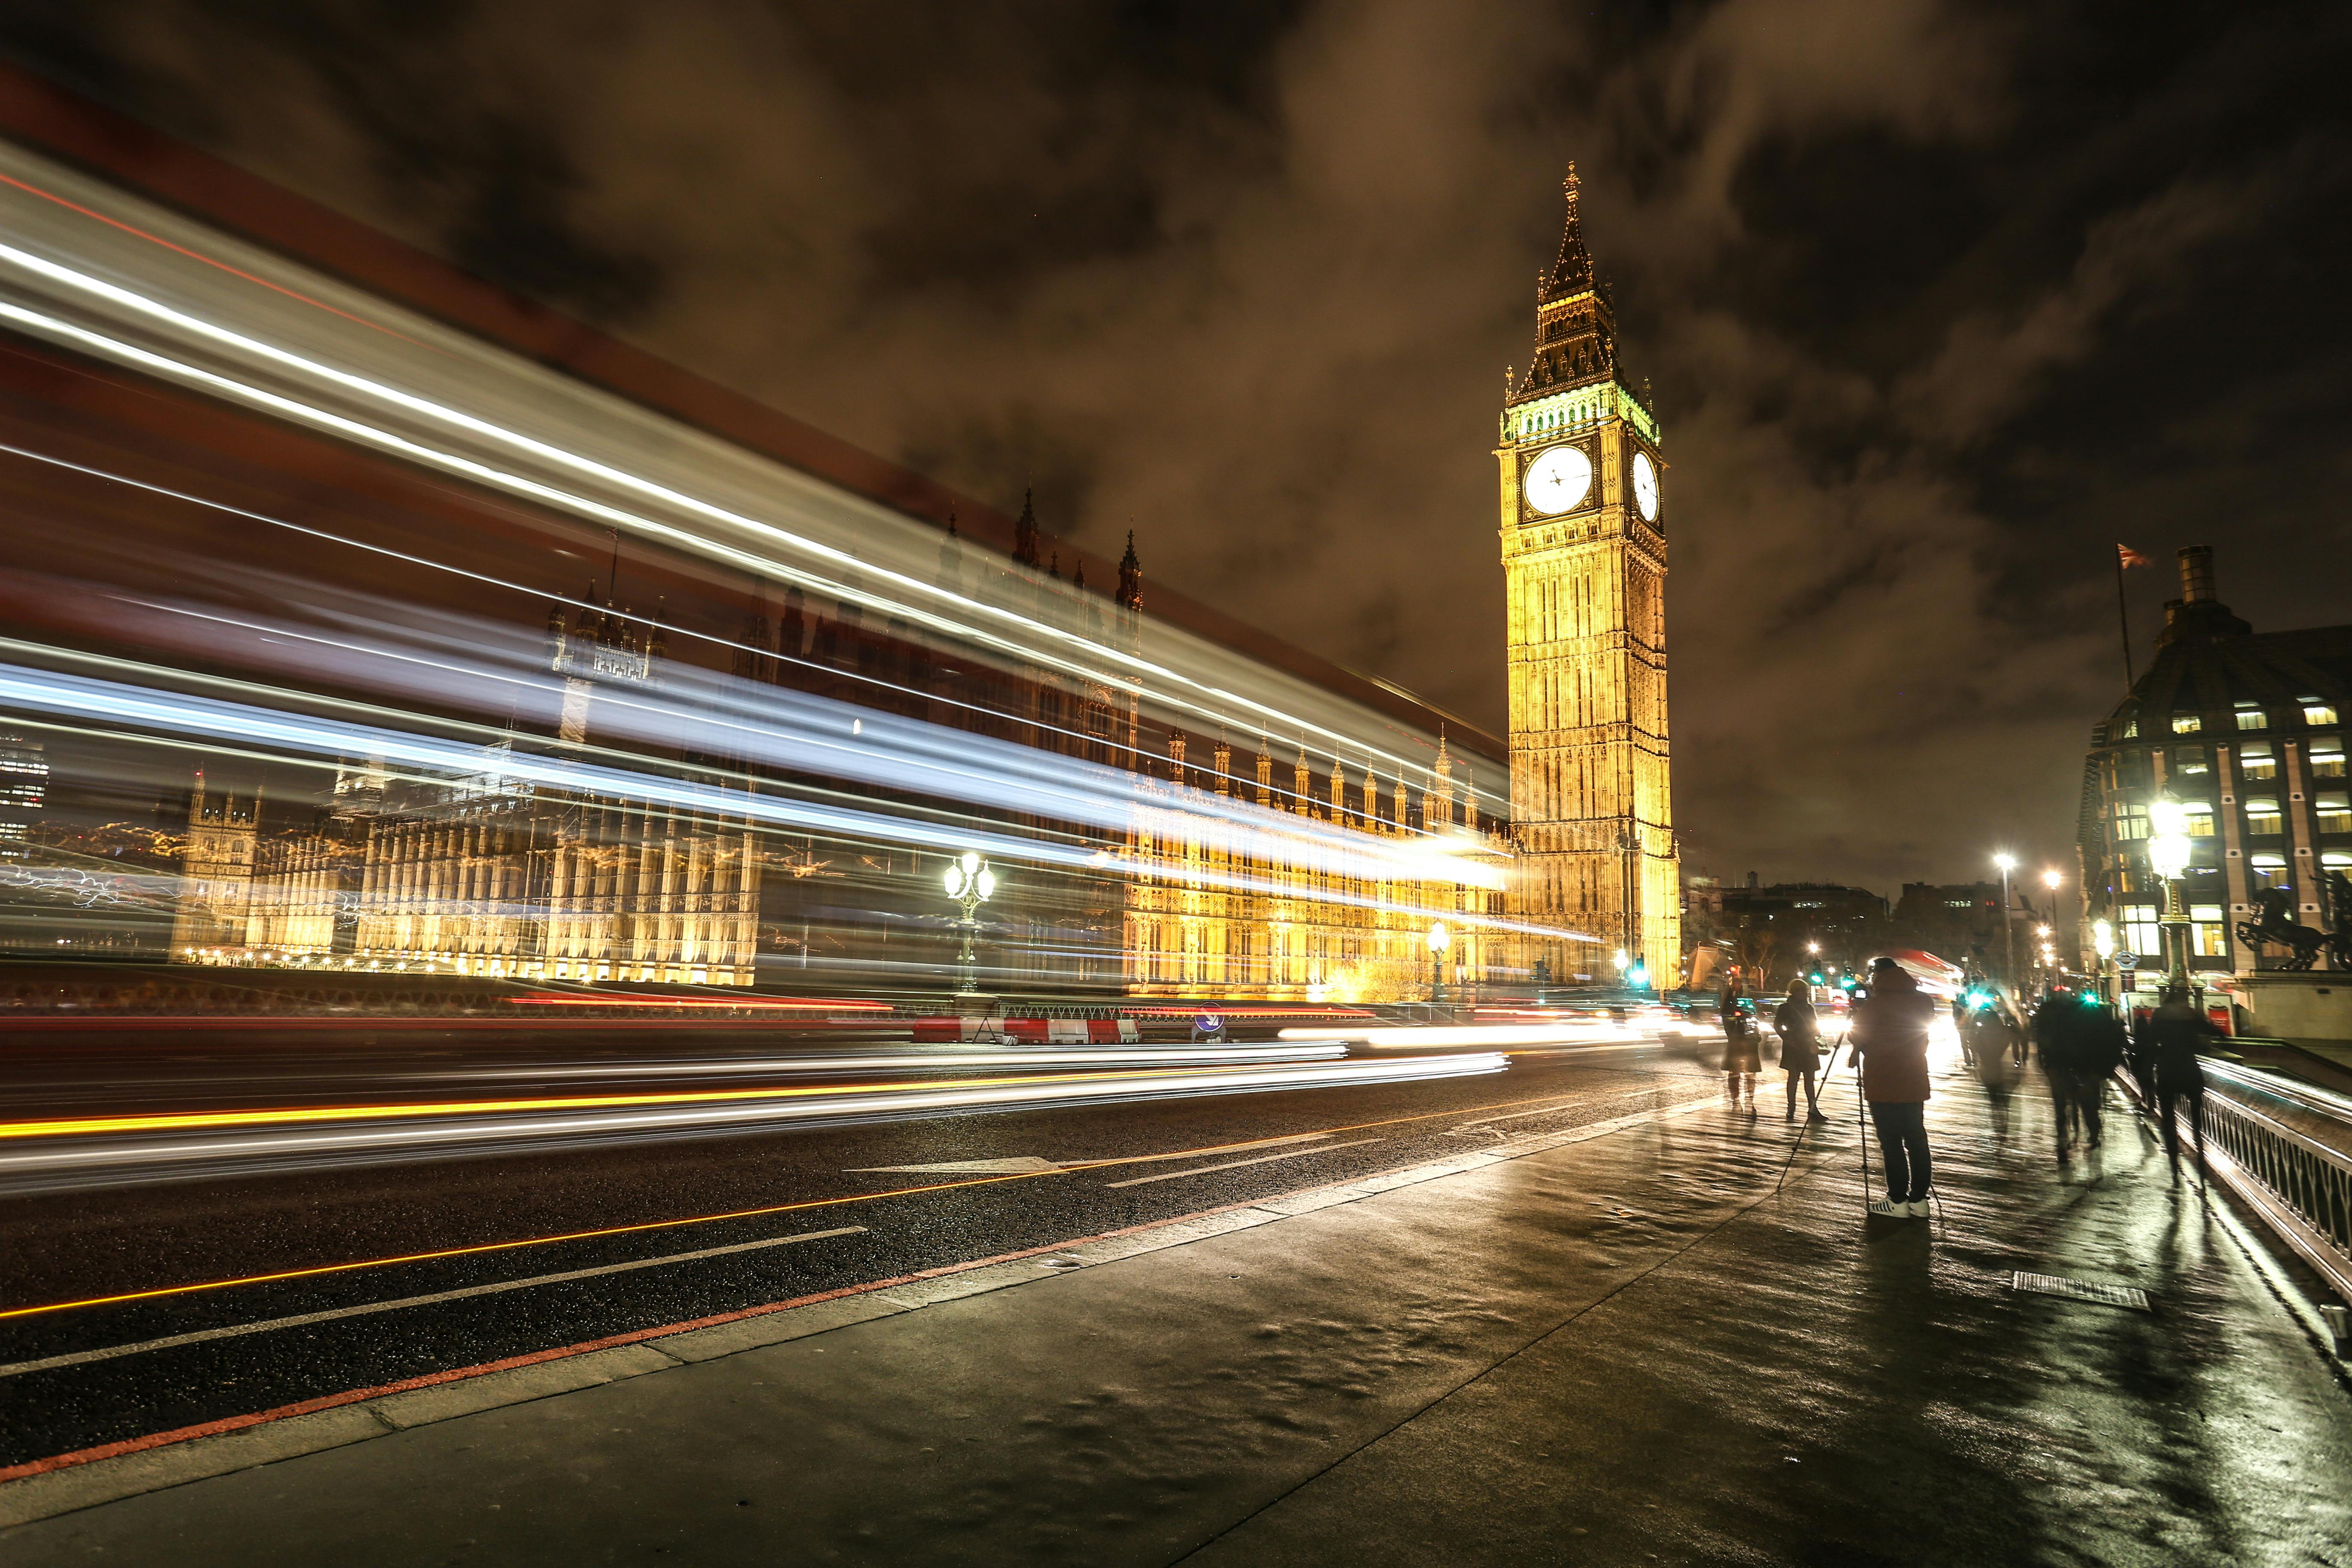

{"left": 2129, "top": 1057, "right": 2352, "bottom": 1304}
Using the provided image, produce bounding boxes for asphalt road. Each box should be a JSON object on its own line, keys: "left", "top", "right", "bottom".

{"left": 0, "top": 1028, "right": 1728, "bottom": 1469}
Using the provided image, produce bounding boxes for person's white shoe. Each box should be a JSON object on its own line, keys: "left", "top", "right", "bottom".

{"left": 1867, "top": 1197, "right": 1907, "bottom": 1218}
{"left": 1905, "top": 1199, "right": 1932, "bottom": 1218}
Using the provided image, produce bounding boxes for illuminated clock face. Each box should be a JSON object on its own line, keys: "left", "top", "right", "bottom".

{"left": 1631, "top": 451, "right": 1660, "bottom": 521}
{"left": 1524, "top": 444, "right": 1593, "bottom": 516}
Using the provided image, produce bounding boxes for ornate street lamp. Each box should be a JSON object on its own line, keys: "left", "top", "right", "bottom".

{"left": 2146, "top": 796, "right": 2194, "bottom": 994}
{"left": 1428, "top": 921, "right": 1450, "bottom": 1008}
{"left": 943, "top": 851, "right": 997, "bottom": 998}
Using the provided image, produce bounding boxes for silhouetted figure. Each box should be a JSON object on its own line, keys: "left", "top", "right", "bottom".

{"left": 2034, "top": 989, "right": 2086, "bottom": 1158}
{"left": 1852, "top": 958, "right": 1935, "bottom": 1218}
{"left": 2074, "top": 1002, "right": 2128, "bottom": 1150}
{"left": 2138, "top": 986, "right": 2215, "bottom": 1182}
{"left": 1973, "top": 1012, "right": 2018, "bottom": 1146}
{"left": 1721, "top": 980, "right": 1761, "bottom": 1114}
{"left": 1775, "top": 980, "right": 1825, "bottom": 1122}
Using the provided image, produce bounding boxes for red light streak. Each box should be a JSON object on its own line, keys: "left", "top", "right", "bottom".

{"left": 505, "top": 993, "right": 889, "bottom": 1011}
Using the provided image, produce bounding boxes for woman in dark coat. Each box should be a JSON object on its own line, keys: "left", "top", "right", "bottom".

{"left": 1721, "top": 978, "right": 1762, "bottom": 1112}
{"left": 1775, "top": 980, "right": 1825, "bottom": 1122}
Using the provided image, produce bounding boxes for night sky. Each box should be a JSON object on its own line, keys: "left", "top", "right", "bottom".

{"left": 5, "top": 1, "right": 2347, "bottom": 897}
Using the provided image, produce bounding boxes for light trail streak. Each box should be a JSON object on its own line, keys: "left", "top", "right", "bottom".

{"left": 502, "top": 994, "right": 888, "bottom": 1011}
{"left": 0, "top": 147, "right": 1508, "bottom": 805}
{"left": 0, "top": 1066, "right": 1678, "bottom": 1325}
{"left": 0, "top": 259, "right": 1431, "bottom": 790}
{"left": 0, "top": 1060, "right": 1398, "bottom": 1142}
{"left": 0, "top": 1055, "right": 1510, "bottom": 1195}
{"left": 0, "top": 644, "right": 1594, "bottom": 942}
{"left": 1280, "top": 1023, "right": 1639, "bottom": 1048}
{"left": 474, "top": 1045, "right": 1351, "bottom": 1079}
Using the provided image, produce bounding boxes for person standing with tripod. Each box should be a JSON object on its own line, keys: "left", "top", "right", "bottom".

{"left": 1851, "top": 957, "right": 1936, "bottom": 1218}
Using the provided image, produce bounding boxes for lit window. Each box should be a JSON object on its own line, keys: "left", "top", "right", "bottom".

{"left": 2120, "top": 720, "right": 2139, "bottom": 738}
{"left": 2325, "top": 852, "right": 2352, "bottom": 872}
{"left": 2311, "top": 737, "right": 2346, "bottom": 779}
{"left": 2306, "top": 704, "right": 2340, "bottom": 727}
{"left": 2318, "top": 793, "right": 2352, "bottom": 835}
{"left": 2236, "top": 707, "right": 2266, "bottom": 730}
{"left": 2190, "top": 904, "right": 2228, "bottom": 957}
{"left": 2243, "top": 797, "right": 2282, "bottom": 834}
{"left": 2176, "top": 747, "right": 2210, "bottom": 776}
{"left": 2121, "top": 903, "right": 2162, "bottom": 957}
{"left": 2181, "top": 801, "right": 2214, "bottom": 837}
{"left": 2239, "top": 741, "right": 2276, "bottom": 781}
{"left": 2172, "top": 715, "right": 2202, "bottom": 734}
{"left": 2248, "top": 853, "right": 2288, "bottom": 890}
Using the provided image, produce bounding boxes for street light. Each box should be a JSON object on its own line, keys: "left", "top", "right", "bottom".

{"left": 2147, "top": 796, "right": 2194, "bottom": 992}
{"left": 1428, "top": 921, "right": 1451, "bottom": 1008}
{"left": 1992, "top": 853, "right": 2018, "bottom": 1000}
{"left": 943, "top": 851, "right": 997, "bottom": 998}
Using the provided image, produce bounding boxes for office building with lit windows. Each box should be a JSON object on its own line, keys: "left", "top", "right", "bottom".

{"left": 2076, "top": 546, "right": 2352, "bottom": 982}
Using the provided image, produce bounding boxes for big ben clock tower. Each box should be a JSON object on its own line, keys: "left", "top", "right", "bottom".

{"left": 1498, "top": 165, "right": 1679, "bottom": 989}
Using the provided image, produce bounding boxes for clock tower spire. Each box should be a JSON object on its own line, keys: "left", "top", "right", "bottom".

{"left": 1497, "top": 166, "right": 1678, "bottom": 991}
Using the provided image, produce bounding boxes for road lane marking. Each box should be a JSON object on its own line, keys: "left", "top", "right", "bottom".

{"left": 845, "top": 1158, "right": 1063, "bottom": 1175}
{"left": 1104, "top": 1138, "right": 1382, "bottom": 1188}
{"left": 1450, "top": 1086, "right": 1664, "bottom": 1132}
{"left": 1068, "top": 1130, "right": 1336, "bottom": 1169}
{"left": 0, "top": 1227, "right": 868, "bottom": 1380}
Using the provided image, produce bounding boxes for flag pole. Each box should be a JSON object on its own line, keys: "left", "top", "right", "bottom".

{"left": 2115, "top": 548, "right": 2135, "bottom": 691}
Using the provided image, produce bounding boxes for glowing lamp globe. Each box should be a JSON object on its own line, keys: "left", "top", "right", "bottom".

{"left": 1427, "top": 922, "right": 1450, "bottom": 955}
{"left": 2148, "top": 833, "right": 2191, "bottom": 881}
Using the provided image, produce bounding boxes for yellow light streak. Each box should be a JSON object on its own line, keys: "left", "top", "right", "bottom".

{"left": 0, "top": 1066, "right": 1298, "bottom": 1142}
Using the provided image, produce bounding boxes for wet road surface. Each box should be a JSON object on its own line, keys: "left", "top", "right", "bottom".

{"left": 0, "top": 1028, "right": 1721, "bottom": 1467}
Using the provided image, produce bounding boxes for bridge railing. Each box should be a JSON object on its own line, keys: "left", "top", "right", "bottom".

{"left": 2132, "top": 1057, "right": 2352, "bottom": 1306}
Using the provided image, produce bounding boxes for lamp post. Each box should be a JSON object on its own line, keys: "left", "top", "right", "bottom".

{"left": 1427, "top": 921, "right": 1450, "bottom": 1010}
{"left": 942, "top": 851, "right": 996, "bottom": 998}
{"left": 1993, "top": 853, "right": 2018, "bottom": 1001}
{"left": 2147, "top": 796, "right": 2194, "bottom": 995}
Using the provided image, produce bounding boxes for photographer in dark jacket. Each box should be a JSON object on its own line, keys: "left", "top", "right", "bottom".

{"left": 1850, "top": 958, "right": 1936, "bottom": 1219}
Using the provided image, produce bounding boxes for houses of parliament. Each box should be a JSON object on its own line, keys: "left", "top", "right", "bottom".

{"left": 170, "top": 172, "right": 1676, "bottom": 1002}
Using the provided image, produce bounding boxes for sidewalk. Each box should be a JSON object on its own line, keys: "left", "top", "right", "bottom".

{"left": 4, "top": 1071, "right": 2347, "bottom": 1566}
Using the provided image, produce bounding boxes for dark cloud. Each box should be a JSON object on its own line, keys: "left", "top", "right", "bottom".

{"left": 4, "top": 0, "right": 2348, "bottom": 895}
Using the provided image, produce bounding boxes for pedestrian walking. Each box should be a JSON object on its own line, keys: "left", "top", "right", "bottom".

{"left": 1775, "top": 979, "right": 1826, "bottom": 1122}
{"left": 1973, "top": 1014, "right": 2017, "bottom": 1146}
{"left": 1721, "top": 978, "right": 1761, "bottom": 1114}
{"left": 2074, "top": 999, "right": 2127, "bottom": 1151}
{"left": 2122, "top": 1008, "right": 2158, "bottom": 1110}
{"left": 2033, "top": 988, "right": 2084, "bottom": 1158}
{"left": 2138, "top": 984, "right": 2215, "bottom": 1182}
{"left": 1850, "top": 957, "right": 1936, "bottom": 1218}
